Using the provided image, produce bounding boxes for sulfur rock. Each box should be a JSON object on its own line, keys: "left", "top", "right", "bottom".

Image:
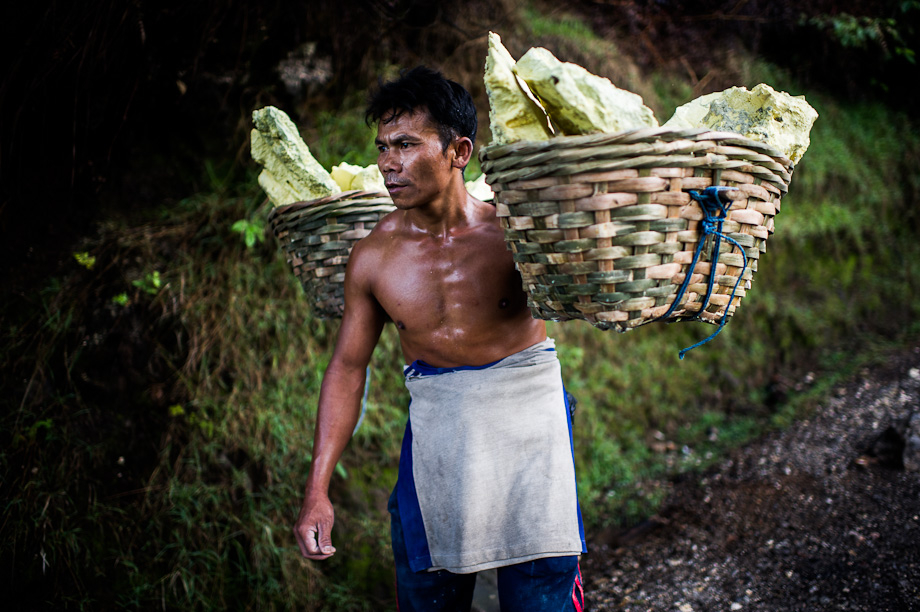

{"left": 661, "top": 91, "right": 723, "bottom": 130}
{"left": 699, "top": 84, "right": 818, "bottom": 164}
{"left": 350, "top": 164, "right": 387, "bottom": 193}
{"left": 513, "top": 46, "right": 658, "bottom": 136}
{"left": 465, "top": 173, "right": 494, "bottom": 202}
{"left": 484, "top": 32, "right": 553, "bottom": 145}
{"left": 251, "top": 106, "right": 340, "bottom": 206}
{"left": 331, "top": 161, "right": 365, "bottom": 191}
{"left": 257, "top": 168, "right": 303, "bottom": 208}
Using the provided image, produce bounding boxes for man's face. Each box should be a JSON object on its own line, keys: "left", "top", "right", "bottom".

{"left": 375, "top": 109, "right": 455, "bottom": 210}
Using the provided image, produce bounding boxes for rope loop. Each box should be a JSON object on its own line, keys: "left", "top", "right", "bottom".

{"left": 653, "top": 186, "right": 748, "bottom": 358}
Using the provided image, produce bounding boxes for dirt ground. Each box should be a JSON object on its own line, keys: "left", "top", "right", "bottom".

{"left": 581, "top": 345, "right": 920, "bottom": 612}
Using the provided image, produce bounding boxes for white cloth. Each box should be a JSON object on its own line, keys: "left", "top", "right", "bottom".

{"left": 404, "top": 339, "right": 583, "bottom": 573}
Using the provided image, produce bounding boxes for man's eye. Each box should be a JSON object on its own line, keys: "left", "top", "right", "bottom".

{"left": 377, "top": 145, "right": 387, "bottom": 152}
{"left": 400, "top": 142, "right": 411, "bottom": 148}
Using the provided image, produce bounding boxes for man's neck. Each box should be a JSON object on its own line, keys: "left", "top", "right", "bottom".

{"left": 404, "top": 175, "right": 477, "bottom": 239}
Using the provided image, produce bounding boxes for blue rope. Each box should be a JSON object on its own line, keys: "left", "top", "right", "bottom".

{"left": 352, "top": 365, "right": 370, "bottom": 436}
{"left": 655, "top": 186, "right": 748, "bottom": 359}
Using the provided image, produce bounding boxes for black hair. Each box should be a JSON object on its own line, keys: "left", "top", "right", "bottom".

{"left": 365, "top": 66, "right": 477, "bottom": 152}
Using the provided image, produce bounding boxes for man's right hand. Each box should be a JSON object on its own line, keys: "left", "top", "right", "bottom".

{"left": 294, "top": 493, "right": 337, "bottom": 560}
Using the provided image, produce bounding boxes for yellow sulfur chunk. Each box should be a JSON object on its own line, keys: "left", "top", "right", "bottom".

{"left": 257, "top": 168, "right": 303, "bottom": 207}
{"left": 484, "top": 32, "right": 553, "bottom": 145}
{"left": 465, "top": 173, "right": 494, "bottom": 201}
{"left": 331, "top": 162, "right": 365, "bottom": 191}
{"left": 251, "top": 106, "right": 340, "bottom": 206}
{"left": 350, "top": 165, "right": 386, "bottom": 193}
{"left": 513, "top": 47, "right": 658, "bottom": 136}
{"left": 696, "top": 84, "right": 818, "bottom": 164}
{"left": 661, "top": 91, "right": 723, "bottom": 130}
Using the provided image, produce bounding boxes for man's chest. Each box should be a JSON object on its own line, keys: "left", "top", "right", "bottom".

{"left": 369, "top": 236, "right": 521, "bottom": 327}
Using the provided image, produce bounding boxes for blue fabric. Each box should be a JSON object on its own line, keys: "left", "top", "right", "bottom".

{"left": 497, "top": 556, "right": 583, "bottom": 612}
{"left": 395, "top": 416, "right": 433, "bottom": 571}
{"left": 404, "top": 358, "right": 502, "bottom": 378}
{"left": 390, "top": 490, "right": 583, "bottom": 612}
{"left": 403, "top": 347, "right": 555, "bottom": 379}
{"left": 563, "top": 387, "right": 587, "bottom": 549}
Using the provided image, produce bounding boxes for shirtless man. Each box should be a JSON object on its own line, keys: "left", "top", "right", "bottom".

{"left": 294, "top": 67, "right": 585, "bottom": 611}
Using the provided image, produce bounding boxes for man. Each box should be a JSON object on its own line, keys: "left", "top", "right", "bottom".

{"left": 294, "top": 67, "right": 586, "bottom": 611}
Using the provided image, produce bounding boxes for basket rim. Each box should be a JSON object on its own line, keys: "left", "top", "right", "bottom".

{"left": 479, "top": 127, "right": 793, "bottom": 193}
{"left": 480, "top": 126, "right": 791, "bottom": 163}
{"left": 269, "top": 189, "right": 391, "bottom": 213}
{"left": 267, "top": 189, "right": 394, "bottom": 225}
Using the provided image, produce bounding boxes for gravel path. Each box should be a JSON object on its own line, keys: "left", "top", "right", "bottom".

{"left": 583, "top": 346, "right": 920, "bottom": 612}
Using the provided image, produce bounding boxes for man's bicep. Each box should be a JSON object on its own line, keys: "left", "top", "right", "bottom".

{"left": 331, "top": 243, "right": 387, "bottom": 369}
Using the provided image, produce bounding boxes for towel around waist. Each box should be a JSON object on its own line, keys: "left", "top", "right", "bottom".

{"left": 403, "top": 339, "right": 583, "bottom": 573}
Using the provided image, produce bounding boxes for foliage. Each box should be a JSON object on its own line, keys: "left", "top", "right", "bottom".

{"left": 303, "top": 95, "right": 381, "bottom": 170}
{"left": 73, "top": 251, "right": 96, "bottom": 270}
{"left": 802, "top": 2, "right": 919, "bottom": 64}
{"left": 520, "top": 1, "right": 656, "bottom": 108}
{"left": 232, "top": 217, "right": 268, "bottom": 250}
{"left": 525, "top": 3, "right": 600, "bottom": 44}
{"left": 2, "top": 182, "right": 404, "bottom": 610}
{"left": 132, "top": 270, "right": 162, "bottom": 295}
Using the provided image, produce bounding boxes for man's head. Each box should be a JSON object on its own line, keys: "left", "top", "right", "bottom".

{"left": 367, "top": 67, "right": 477, "bottom": 209}
{"left": 365, "top": 66, "right": 477, "bottom": 154}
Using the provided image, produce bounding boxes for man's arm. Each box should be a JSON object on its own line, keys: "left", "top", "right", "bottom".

{"left": 293, "top": 240, "right": 386, "bottom": 560}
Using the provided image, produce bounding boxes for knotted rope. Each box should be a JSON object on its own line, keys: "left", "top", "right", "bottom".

{"left": 656, "top": 186, "right": 748, "bottom": 359}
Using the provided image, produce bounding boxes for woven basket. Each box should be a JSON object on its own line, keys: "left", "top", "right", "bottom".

{"left": 480, "top": 127, "right": 793, "bottom": 332}
{"left": 269, "top": 190, "right": 394, "bottom": 318}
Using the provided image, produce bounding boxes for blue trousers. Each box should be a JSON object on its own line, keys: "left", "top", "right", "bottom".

{"left": 389, "top": 490, "right": 584, "bottom": 612}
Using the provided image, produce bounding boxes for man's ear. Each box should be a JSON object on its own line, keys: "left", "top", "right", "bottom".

{"left": 451, "top": 136, "right": 474, "bottom": 170}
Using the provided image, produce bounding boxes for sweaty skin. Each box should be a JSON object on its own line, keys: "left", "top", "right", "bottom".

{"left": 293, "top": 109, "right": 545, "bottom": 560}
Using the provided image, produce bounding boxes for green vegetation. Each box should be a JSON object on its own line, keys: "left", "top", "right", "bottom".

{"left": 802, "top": 2, "right": 920, "bottom": 64}
{"left": 525, "top": 4, "right": 600, "bottom": 45}
{"left": 305, "top": 95, "right": 381, "bottom": 169}
{"left": 4, "top": 7, "right": 920, "bottom": 612}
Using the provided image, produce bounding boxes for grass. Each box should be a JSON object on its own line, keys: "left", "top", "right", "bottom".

{"left": 4, "top": 13, "right": 920, "bottom": 611}
{"left": 524, "top": 3, "right": 600, "bottom": 46}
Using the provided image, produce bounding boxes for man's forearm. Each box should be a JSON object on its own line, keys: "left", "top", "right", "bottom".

{"left": 303, "top": 359, "right": 366, "bottom": 496}
{"left": 294, "top": 352, "right": 374, "bottom": 559}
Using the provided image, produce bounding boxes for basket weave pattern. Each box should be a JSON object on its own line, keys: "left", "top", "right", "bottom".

{"left": 269, "top": 190, "right": 394, "bottom": 318}
{"left": 480, "top": 127, "right": 793, "bottom": 331}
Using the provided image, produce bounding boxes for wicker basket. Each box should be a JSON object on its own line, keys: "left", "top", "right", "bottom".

{"left": 480, "top": 127, "right": 793, "bottom": 332}
{"left": 269, "top": 190, "right": 394, "bottom": 318}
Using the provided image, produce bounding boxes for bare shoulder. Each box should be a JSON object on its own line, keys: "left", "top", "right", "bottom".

{"left": 469, "top": 199, "right": 508, "bottom": 247}
{"left": 345, "top": 210, "right": 402, "bottom": 283}
{"left": 360, "top": 209, "right": 405, "bottom": 246}
{"left": 469, "top": 197, "right": 502, "bottom": 230}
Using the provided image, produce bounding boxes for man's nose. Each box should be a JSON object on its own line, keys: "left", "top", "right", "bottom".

{"left": 378, "top": 149, "right": 400, "bottom": 173}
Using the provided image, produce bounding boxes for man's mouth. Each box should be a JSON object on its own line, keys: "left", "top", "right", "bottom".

{"left": 385, "top": 179, "right": 409, "bottom": 194}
